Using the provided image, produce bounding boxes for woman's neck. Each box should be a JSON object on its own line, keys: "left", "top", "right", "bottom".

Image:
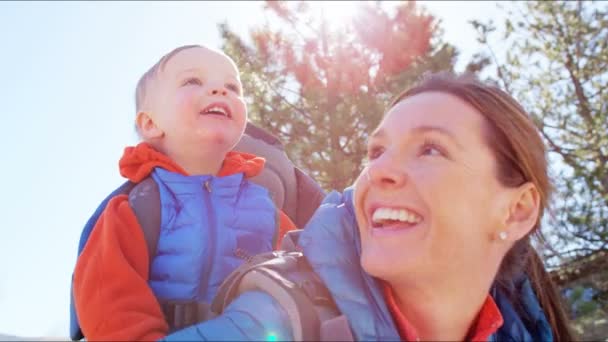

{"left": 389, "top": 274, "right": 493, "bottom": 341}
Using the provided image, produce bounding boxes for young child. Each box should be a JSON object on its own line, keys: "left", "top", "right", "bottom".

{"left": 72, "top": 45, "right": 297, "bottom": 341}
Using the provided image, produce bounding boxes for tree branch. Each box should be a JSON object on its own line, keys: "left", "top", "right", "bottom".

{"left": 256, "top": 75, "right": 315, "bottom": 122}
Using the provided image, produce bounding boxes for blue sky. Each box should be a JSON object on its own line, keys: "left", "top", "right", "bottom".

{"left": 0, "top": 1, "right": 504, "bottom": 338}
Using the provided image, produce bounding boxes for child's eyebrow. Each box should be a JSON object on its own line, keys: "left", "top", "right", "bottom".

{"left": 177, "top": 68, "right": 240, "bottom": 81}
{"left": 178, "top": 67, "right": 203, "bottom": 75}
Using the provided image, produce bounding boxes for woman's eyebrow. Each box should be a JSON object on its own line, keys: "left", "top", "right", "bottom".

{"left": 411, "top": 125, "right": 464, "bottom": 149}
{"left": 371, "top": 125, "right": 463, "bottom": 149}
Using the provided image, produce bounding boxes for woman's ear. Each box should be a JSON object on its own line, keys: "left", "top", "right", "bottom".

{"left": 503, "top": 182, "right": 540, "bottom": 241}
{"left": 136, "top": 111, "right": 164, "bottom": 140}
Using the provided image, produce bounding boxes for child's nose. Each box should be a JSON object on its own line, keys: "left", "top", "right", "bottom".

{"left": 208, "top": 87, "right": 228, "bottom": 96}
{"left": 207, "top": 81, "right": 228, "bottom": 96}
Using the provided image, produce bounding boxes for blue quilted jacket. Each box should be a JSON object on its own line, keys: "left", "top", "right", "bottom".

{"left": 70, "top": 167, "right": 277, "bottom": 340}
{"left": 162, "top": 188, "right": 554, "bottom": 341}
{"left": 148, "top": 168, "right": 277, "bottom": 303}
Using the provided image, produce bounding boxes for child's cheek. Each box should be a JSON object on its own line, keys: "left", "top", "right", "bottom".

{"left": 176, "top": 89, "right": 199, "bottom": 111}
{"left": 233, "top": 98, "right": 248, "bottom": 122}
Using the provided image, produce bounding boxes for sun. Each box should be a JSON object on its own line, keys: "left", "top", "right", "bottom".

{"left": 307, "top": 1, "right": 361, "bottom": 28}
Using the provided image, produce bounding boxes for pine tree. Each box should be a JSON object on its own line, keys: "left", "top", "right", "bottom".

{"left": 471, "top": 1, "right": 608, "bottom": 264}
{"left": 220, "top": 1, "right": 458, "bottom": 191}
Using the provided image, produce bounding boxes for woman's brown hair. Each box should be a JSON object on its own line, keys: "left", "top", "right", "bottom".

{"left": 388, "top": 72, "right": 573, "bottom": 341}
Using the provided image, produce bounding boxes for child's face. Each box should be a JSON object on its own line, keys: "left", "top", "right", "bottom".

{"left": 145, "top": 47, "right": 247, "bottom": 161}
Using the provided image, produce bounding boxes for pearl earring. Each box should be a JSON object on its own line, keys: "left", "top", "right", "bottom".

{"left": 499, "top": 231, "right": 508, "bottom": 241}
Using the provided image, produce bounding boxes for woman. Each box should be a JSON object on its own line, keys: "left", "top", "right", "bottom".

{"left": 162, "top": 72, "right": 573, "bottom": 341}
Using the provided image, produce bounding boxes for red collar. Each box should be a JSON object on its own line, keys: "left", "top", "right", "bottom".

{"left": 118, "top": 142, "right": 265, "bottom": 182}
{"left": 383, "top": 282, "right": 504, "bottom": 341}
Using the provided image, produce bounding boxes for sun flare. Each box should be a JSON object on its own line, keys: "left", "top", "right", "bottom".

{"left": 307, "top": 1, "right": 360, "bottom": 28}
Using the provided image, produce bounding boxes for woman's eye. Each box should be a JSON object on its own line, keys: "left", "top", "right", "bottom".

{"left": 367, "top": 146, "right": 385, "bottom": 160}
{"left": 419, "top": 140, "right": 446, "bottom": 157}
{"left": 226, "top": 83, "right": 241, "bottom": 94}
{"left": 421, "top": 146, "right": 441, "bottom": 156}
{"left": 184, "top": 77, "right": 202, "bottom": 86}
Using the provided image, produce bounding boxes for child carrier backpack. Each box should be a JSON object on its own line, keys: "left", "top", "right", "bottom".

{"left": 209, "top": 230, "right": 355, "bottom": 341}
{"left": 69, "top": 122, "right": 326, "bottom": 340}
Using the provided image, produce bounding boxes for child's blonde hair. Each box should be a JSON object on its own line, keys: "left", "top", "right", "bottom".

{"left": 135, "top": 44, "right": 203, "bottom": 113}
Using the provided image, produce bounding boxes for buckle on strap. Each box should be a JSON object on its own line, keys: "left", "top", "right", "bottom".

{"left": 161, "top": 301, "right": 216, "bottom": 331}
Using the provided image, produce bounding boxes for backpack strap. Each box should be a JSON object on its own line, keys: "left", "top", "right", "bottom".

{"left": 280, "top": 230, "right": 302, "bottom": 252}
{"left": 70, "top": 176, "right": 172, "bottom": 340}
{"left": 320, "top": 315, "right": 355, "bottom": 341}
{"left": 210, "top": 251, "right": 320, "bottom": 340}
{"left": 159, "top": 300, "right": 216, "bottom": 331}
{"left": 128, "top": 177, "right": 161, "bottom": 265}
{"left": 210, "top": 249, "right": 354, "bottom": 341}
{"left": 236, "top": 122, "right": 326, "bottom": 228}
{"left": 237, "top": 259, "right": 321, "bottom": 341}
{"left": 211, "top": 231, "right": 303, "bottom": 315}
{"left": 127, "top": 177, "right": 213, "bottom": 332}
{"left": 76, "top": 181, "right": 137, "bottom": 256}
{"left": 294, "top": 167, "right": 325, "bottom": 228}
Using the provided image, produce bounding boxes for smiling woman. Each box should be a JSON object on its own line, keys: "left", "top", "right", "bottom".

{"left": 350, "top": 72, "right": 573, "bottom": 341}
{"left": 154, "top": 72, "right": 574, "bottom": 342}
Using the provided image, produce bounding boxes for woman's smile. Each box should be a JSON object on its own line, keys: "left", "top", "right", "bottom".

{"left": 367, "top": 205, "right": 424, "bottom": 235}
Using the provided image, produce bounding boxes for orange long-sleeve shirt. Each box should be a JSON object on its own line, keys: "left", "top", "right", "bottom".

{"left": 73, "top": 143, "right": 296, "bottom": 341}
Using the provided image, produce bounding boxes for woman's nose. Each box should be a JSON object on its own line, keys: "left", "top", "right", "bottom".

{"left": 367, "top": 154, "right": 407, "bottom": 188}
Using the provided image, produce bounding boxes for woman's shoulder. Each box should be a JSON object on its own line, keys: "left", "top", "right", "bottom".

{"left": 298, "top": 188, "right": 402, "bottom": 341}
{"left": 299, "top": 189, "right": 359, "bottom": 250}
{"left": 493, "top": 277, "right": 553, "bottom": 341}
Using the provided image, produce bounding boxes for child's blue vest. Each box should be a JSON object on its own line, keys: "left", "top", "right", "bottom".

{"left": 149, "top": 168, "right": 277, "bottom": 302}
{"left": 70, "top": 167, "right": 277, "bottom": 339}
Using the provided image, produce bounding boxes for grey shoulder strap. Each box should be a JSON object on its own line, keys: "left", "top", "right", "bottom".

{"left": 235, "top": 122, "right": 326, "bottom": 227}
{"left": 294, "top": 167, "right": 325, "bottom": 228}
{"left": 127, "top": 177, "right": 161, "bottom": 265}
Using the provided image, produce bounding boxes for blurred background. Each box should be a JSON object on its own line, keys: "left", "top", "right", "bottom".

{"left": 0, "top": 1, "right": 605, "bottom": 340}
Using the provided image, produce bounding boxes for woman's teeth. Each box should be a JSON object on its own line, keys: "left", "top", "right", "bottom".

{"left": 372, "top": 207, "right": 422, "bottom": 225}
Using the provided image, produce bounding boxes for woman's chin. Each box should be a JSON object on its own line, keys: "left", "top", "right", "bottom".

{"left": 360, "top": 245, "right": 421, "bottom": 280}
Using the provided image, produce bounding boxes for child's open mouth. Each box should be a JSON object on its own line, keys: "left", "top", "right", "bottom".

{"left": 200, "top": 102, "right": 232, "bottom": 119}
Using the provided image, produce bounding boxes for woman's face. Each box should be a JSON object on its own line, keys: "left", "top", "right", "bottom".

{"left": 353, "top": 91, "right": 513, "bottom": 284}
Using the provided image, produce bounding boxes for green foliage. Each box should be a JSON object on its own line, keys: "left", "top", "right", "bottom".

{"left": 219, "top": 1, "right": 457, "bottom": 191}
{"left": 567, "top": 285, "right": 600, "bottom": 316}
{"left": 473, "top": 1, "right": 608, "bottom": 265}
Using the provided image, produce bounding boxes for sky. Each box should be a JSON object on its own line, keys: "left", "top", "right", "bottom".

{"left": 0, "top": 1, "right": 505, "bottom": 338}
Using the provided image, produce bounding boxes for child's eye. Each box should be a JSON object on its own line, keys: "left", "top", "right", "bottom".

{"left": 226, "top": 83, "right": 241, "bottom": 94}
{"left": 183, "top": 77, "right": 202, "bottom": 86}
{"left": 419, "top": 139, "right": 447, "bottom": 158}
{"left": 367, "top": 145, "right": 385, "bottom": 160}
